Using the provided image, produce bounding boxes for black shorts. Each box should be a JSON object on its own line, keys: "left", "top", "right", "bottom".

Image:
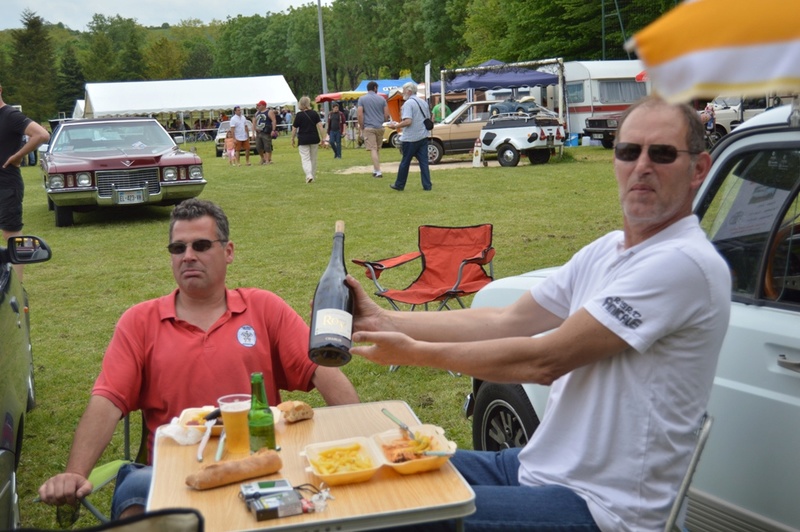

{"left": 0, "top": 187, "right": 24, "bottom": 232}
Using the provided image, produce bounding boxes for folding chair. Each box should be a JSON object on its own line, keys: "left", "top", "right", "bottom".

{"left": 352, "top": 224, "right": 495, "bottom": 311}
{"left": 80, "top": 414, "right": 149, "bottom": 523}
{"left": 20, "top": 508, "right": 203, "bottom": 532}
{"left": 664, "top": 414, "right": 713, "bottom": 532}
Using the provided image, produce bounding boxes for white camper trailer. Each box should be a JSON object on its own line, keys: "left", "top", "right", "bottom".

{"left": 551, "top": 60, "right": 650, "bottom": 140}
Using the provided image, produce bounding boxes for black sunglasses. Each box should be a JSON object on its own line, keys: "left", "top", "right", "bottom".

{"left": 614, "top": 142, "right": 700, "bottom": 164}
{"left": 167, "top": 239, "right": 225, "bottom": 255}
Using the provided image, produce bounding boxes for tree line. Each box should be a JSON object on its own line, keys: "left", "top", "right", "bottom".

{"left": 0, "top": 0, "right": 676, "bottom": 123}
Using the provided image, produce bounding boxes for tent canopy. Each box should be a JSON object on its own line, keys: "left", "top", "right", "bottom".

{"left": 315, "top": 91, "right": 378, "bottom": 103}
{"left": 430, "top": 59, "right": 558, "bottom": 93}
{"left": 353, "top": 78, "right": 415, "bottom": 95}
{"left": 83, "top": 76, "right": 297, "bottom": 118}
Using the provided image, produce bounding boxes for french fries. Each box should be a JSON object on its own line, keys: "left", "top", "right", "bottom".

{"left": 310, "top": 443, "right": 374, "bottom": 475}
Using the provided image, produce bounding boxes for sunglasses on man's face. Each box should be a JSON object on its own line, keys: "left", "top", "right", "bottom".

{"left": 167, "top": 239, "right": 225, "bottom": 255}
{"left": 614, "top": 142, "right": 700, "bottom": 164}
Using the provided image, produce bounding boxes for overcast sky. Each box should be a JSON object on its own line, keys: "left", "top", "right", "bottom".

{"left": 3, "top": 0, "right": 331, "bottom": 31}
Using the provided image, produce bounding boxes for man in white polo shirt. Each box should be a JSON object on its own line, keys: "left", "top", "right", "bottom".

{"left": 348, "top": 96, "right": 731, "bottom": 532}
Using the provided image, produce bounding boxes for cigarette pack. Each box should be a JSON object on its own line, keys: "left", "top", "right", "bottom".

{"left": 246, "top": 490, "right": 303, "bottom": 521}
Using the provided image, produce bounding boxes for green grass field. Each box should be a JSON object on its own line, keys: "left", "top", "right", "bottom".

{"left": 16, "top": 136, "right": 620, "bottom": 528}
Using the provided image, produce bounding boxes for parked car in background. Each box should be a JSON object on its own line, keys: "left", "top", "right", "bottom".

{"left": 0, "top": 236, "right": 51, "bottom": 530}
{"left": 480, "top": 112, "right": 565, "bottom": 166}
{"left": 464, "top": 103, "right": 800, "bottom": 531}
{"left": 214, "top": 120, "right": 257, "bottom": 157}
{"left": 489, "top": 96, "right": 541, "bottom": 116}
{"left": 40, "top": 118, "right": 206, "bottom": 227}
{"left": 583, "top": 112, "right": 622, "bottom": 149}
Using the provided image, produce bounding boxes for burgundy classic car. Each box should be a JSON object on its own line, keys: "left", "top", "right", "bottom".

{"left": 41, "top": 118, "right": 206, "bottom": 227}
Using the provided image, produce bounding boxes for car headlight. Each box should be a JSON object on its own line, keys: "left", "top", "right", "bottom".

{"left": 189, "top": 166, "right": 204, "bottom": 180}
{"left": 608, "top": 119, "right": 618, "bottom": 127}
{"left": 163, "top": 167, "right": 178, "bottom": 181}
{"left": 49, "top": 175, "right": 65, "bottom": 188}
{"left": 76, "top": 172, "right": 92, "bottom": 187}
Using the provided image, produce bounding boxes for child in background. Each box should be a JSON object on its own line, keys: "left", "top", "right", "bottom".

{"left": 225, "top": 130, "right": 236, "bottom": 165}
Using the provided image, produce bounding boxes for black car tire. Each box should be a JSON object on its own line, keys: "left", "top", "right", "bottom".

{"left": 429, "top": 140, "right": 444, "bottom": 164}
{"left": 497, "top": 144, "right": 520, "bottom": 167}
{"left": 601, "top": 138, "right": 614, "bottom": 150}
{"left": 472, "top": 382, "right": 539, "bottom": 451}
{"left": 216, "top": 149, "right": 223, "bottom": 157}
{"left": 528, "top": 149, "right": 551, "bottom": 165}
{"left": 54, "top": 204, "right": 74, "bottom": 227}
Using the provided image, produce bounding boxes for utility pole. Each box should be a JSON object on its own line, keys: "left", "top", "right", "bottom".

{"left": 317, "top": 0, "right": 329, "bottom": 115}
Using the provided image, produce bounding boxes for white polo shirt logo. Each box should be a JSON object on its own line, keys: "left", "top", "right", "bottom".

{"left": 237, "top": 325, "right": 257, "bottom": 347}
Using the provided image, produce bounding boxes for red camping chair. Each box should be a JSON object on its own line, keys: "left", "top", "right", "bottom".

{"left": 352, "top": 224, "right": 495, "bottom": 311}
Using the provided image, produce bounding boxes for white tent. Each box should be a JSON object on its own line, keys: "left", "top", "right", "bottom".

{"left": 83, "top": 76, "right": 297, "bottom": 118}
{"left": 72, "top": 99, "right": 85, "bottom": 118}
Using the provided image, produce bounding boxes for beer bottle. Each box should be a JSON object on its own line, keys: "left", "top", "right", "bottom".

{"left": 248, "top": 372, "right": 276, "bottom": 451}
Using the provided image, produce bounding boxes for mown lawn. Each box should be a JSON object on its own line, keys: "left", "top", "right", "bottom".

{"left": 16, "top": 136, "right": 620, "bottom": 528}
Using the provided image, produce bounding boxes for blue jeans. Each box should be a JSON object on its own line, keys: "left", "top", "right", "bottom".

{"left": 394, "top": 138, "right": 432, "bottom": 190}
{"left": 329, "top": 130, "right": 342, "bottom": 158}
{"left": 111, "top": 463, "right": 151, "bottom": 519}
{"left": 383, "top": 449, "right": 601, "bottom": 531}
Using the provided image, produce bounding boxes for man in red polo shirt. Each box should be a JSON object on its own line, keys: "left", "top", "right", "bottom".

{"left": 39, "top": 199, "right": 359, "bottom": 519}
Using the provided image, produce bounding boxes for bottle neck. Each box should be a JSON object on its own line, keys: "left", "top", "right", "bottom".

{"left": 251, "top": 379, "right": 269, "bottom": 409}
{"left": 328, "top": 232, "right": 345, "bottom": 269}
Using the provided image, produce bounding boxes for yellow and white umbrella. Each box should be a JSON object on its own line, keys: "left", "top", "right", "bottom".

{"left": 625, "top": 0, "right": 800, "bottom": 103}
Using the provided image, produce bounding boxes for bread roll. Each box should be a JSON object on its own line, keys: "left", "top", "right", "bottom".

{"left": 277, "top": 400, "right": 314, "bottom": 423}
{"left": 185, "top": 448, "right": 282, "bottom": 490}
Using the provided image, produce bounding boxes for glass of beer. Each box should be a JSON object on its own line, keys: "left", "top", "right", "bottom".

{"left": 218, "top": 394, "right": 251, "bottom": 455}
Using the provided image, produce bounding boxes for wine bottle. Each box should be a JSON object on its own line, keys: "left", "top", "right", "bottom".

{"left": 248, "top": 372, "right": 276, "bottom": 452}
{"left": 309, "top": 220, "right": 354, "bottom": 367}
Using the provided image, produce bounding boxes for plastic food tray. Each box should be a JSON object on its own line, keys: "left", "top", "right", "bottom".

{"left": 303, "top": 424, "right": 456, "bottom": 485}
{"left": 179, "top": 406, "right": 281, "bottom": 438}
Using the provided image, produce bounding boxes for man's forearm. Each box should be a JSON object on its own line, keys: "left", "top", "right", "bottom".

{"left": 64, "top": 396, "right": 124, "bottom": 477}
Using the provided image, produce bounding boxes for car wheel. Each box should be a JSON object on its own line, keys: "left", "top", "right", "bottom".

{"left": 601, "top": 138, "right": 614, "bottom": 149}
{"left": 497, "top": 143, "right": 520, "bottom": 167}
{"left": 528, "top": 149, "right": 551, "bottom": 165}
{"left": 472, "top": 383, "right": 539, "bottom": 451}
{"left": 390, "top": 132, "right": 401, "bottom": 149}
{"left": 428, "top": 140, "right": 444, "bottom": 165}
{"left": 54, "top": 204, "right": 74, "bottom": 227}
{"left": 216, "top": 149, "right": 222, "bottom": 157}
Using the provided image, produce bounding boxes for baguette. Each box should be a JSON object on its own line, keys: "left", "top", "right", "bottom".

{"left": 185, "top": 448, "right": 282, "bottom": 490}
{"left": 277, "top": 400, "right": 314, "bottom": 423}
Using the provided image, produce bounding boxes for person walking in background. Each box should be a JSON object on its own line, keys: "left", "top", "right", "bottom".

{"left": 357, "top": 81, "right": 390, "bottom": 178}
{"left": 283, "top": 108, "right": 292, "bottom": 135}
{"left": 229, "top": 105, "right": 251, "bottom": 166}
{"left": 388, "top": 81, "right": 432, "bottom": 192}
{"left": 326, "top": 103, "right": 346, "bottom": 159}
{"left": 253, "top": 100, "right": 276, "bottom": 165}
{"left": 291, "top": 96, "right": 325, "bottom": 184}
{"left": 224, "top": 130, "right": 236, "bottom": 166}
{"left": 0, "top": 82, "right": 50, "bottom": 282}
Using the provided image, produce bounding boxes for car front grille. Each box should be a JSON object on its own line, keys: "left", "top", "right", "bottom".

{"left": 586, "top": 119, "right": 612, "bottom": 128}
{"left": 96, "top": 168, "right": 161, "bottom": 198}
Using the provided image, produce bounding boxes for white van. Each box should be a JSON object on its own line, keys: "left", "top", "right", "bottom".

{"left": 549, "top": 60, "right": 650, "bottom": 141}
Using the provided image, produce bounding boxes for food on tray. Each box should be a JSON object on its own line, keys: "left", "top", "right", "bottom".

{"left": 277, "top": 400, "right": 313, "bottom": 423}
{"left": 184, "top": 409, "right": 222, "bottom": 427}
{"left": 381, "top": 433, "right": 437, "bottom": 463}
{"left": 309, "top": 442, "right": 374, "bottom": 475}
{"left": 185, "top": 448, "right": 282, "bottom": 490}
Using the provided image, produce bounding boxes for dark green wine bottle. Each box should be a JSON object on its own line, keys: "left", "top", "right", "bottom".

{"left": 309, "top": 220, "right": 354, "bottom": 367}
{"left": 248, "top": 372, "right": 275, "bottom": 451}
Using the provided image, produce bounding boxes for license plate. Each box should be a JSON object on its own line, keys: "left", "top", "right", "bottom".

{"left": 118, "top": 189, "right": 145, "bottom": 204}
{"left": 592, "top": 133, "right": 604, "bottom": 139}
{"left": 547, "top": 137, "right": 554, "bottom": 147}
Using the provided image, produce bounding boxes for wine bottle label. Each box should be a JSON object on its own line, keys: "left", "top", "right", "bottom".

{"left": 313, "top": 309, "right": 353, "bottom": 339}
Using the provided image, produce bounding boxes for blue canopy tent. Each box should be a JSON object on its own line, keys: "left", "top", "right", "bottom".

{"left": 354, "top": 78, "right": 415, "bottom": 95}
{"left": 429, "top": 59, "right": 558, "bottom": 93}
